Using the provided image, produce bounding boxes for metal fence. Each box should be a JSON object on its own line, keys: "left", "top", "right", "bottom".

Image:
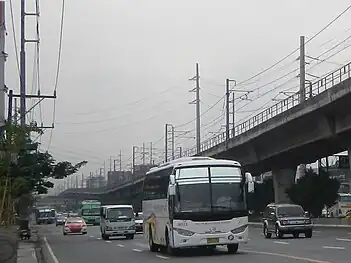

{"left": 183, "top": 61, "right": 351, "bottom": 156}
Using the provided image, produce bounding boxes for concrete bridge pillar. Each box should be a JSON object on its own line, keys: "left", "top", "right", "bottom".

{"left": 272, "top": 167, "right": 296, "bottom": 204}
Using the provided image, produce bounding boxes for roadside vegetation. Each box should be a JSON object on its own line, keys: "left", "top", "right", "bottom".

{"left": 0, "top": 123, "right": 87, "bottom": 227}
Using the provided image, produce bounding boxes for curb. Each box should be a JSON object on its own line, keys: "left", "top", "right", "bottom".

{"left": 248, "top": 222, "right": 351, "bottom": 228}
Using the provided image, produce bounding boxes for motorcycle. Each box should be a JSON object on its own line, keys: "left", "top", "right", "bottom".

{"left": 18, "top": 219, "right": 31, "bottom": 240}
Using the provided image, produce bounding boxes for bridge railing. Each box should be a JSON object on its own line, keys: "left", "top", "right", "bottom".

{"left": 183, "top": 61, "right": 351, "bottom": 156}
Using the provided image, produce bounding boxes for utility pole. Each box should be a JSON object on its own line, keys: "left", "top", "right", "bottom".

{"left": 149, "top": 142, "right": 153, "bottom": 165}
{"left": 132, "top": 146, "right": 137, "bottom": 174}
{"left": 19, "top": 1, "right": 56, "bottom": 127}
{"left": 0, "top": 1, "right": 6, "bottom": 128}
{"left": 299, "top": 35, "right": 306, "bottom": 103}
{"left": 189, "top": 63, "right": 201, "bottom": 154}
{"left": 225, "top": 79, "right": 230, "bottom": 141}
{"left": 141, "top": 143, "right": 146, "bottom": 165}
{"left": 165, "top": 124, "right": 168, "bottom": 162}
{"left": 14, "top": 99, "right": 18, "bottom": 124}
{"left": 75, "top": 175, "right": 78, "bottom": 188}
{"left": 165, "top": 124, "right": 175, "bottom": 161}
{"left": 8, "top": 90, "right": 13, "bottom": 123}
{"left": 109, "top": 156, "right": 112, "bottom": 172}
{"left": 20, "top": 0, "right": 27, "bottom": 126}
{"left": 118, "top": 150, "right": 122, "bottom": 171}
{"left": 81, "top": 174, "right": 84, "bottom": 188}
{"left": 177, "top": 146, "right": 182, "bottom": 158}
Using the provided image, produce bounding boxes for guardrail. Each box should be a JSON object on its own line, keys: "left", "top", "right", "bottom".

{"left": 183, "top": 61, "right": 351, "bottom": 156}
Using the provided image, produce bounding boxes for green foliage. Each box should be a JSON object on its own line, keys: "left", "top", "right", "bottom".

{"left": 0, "top": 122, "right": 87, "bottom": 198}
{"left": 286, "top": 168, "right": 340, "bottom": 217}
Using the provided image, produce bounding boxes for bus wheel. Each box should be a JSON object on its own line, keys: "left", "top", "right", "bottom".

{"left": 166, "top": 230, "right": 178, "bottom": 256}
{"left": 148, "top": 228, "right": 158, "bottom": 252}
{"left": 227, "top": 244, "right": 239, "bottom": 254}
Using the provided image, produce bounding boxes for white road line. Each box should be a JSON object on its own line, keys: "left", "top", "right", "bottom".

{"left": 314, "top": 230, "right": 322, "bottom": 233}
{"left": 135, "top": 242, "right": 149, "bottom": 248}
{"left": 273, "top": 241, "right": 289, "bottom": 245}
{"left": 336, "top": 238, "right": 351, "bottom": 242}
{"left": 105, "top": 240, "right": 112, "bottom": 243}
{"left": 156, "top": 255, "right": 170, "bottom": 260}
{"left": 89, "top": 236, "right": 94, "bottom": 238}
{"left": 96, "top": 237, "right": 101, "bottom": 240}
{"left": 117, "top": 244, "right": 125, "bottom": 247}
{"left": 43, "top": 236, "right": 60, "bottom": 263}
{"left": 322, "top": 246, "right": 345, "bottom": 250}
{"left": 132, "top": 248, "right": 142, "bottom": 252}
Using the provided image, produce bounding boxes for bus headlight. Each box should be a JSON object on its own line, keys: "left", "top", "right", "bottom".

{"left": 230, "top": 224, "right": 248, "bottom": 234}
{"left": 173, "top": 228, "right": 195, "bottom": 236}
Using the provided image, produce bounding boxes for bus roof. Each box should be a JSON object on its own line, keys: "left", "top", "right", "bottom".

{"left": 146, "top": 158, "right": 241, "bottom": 175}
{"left": 101, "top": 205, "right": 133, "bottom": 209}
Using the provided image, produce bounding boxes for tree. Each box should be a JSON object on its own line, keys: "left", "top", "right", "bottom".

{"left": 286, "top": 168, "right": 339, "bottom": 217}
{"left": 0, "top": 122, "right": 87, "bottom": 222}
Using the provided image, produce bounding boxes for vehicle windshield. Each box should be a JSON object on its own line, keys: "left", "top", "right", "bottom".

{"left": 82, "top": 208, "right": 100, "bottom": 216}
{"left": 175, "top": 166, "right": 245, "bottom": 212}
{"left": 67, "top": 219, "right": 84, "bottom": 224}
{"left": 106, "top": 208, "right": 134, "bottom": 219}
{"left": 277, "top": 206, "right": 304, "bottom": 217}
{"left": 39, "top": 212, "right": 52, "bottom": 218}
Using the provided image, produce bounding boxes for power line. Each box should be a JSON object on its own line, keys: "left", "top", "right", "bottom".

{"left": 47, "top": 0, "right": 65, "bottom": 151}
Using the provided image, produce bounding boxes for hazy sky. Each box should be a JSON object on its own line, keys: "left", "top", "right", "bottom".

{"left": 5, "top": 1, "right": 351, "bottom": 192}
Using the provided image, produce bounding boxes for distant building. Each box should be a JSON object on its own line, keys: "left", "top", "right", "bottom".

{"left": 107, "top": 164, "right": 156, "bottom": 188}
{"left": 86, "top": 175, "right": 106, "bottom": 188}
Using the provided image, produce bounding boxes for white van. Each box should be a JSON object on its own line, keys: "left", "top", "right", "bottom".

{"left": 100, "top": 205, "right": 136, "bottom": 240}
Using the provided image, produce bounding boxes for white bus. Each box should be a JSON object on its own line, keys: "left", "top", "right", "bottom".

{"left": 142, "top": 157, "right": 254, "bottom": 255}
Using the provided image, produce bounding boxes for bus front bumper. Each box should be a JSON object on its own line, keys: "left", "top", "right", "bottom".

{"left": 172, "top": 226, "right": 248, "bottom": 248}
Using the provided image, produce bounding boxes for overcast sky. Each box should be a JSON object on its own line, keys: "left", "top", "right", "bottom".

{"left": 5, "top": 1, "right": 351, "bottom": 193}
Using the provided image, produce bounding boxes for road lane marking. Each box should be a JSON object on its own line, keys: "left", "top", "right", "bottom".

{"left": 96, "top": 237, "right": 101, "bottom": 240}
{"left": 322, "top": 246, "right": 345, "bottom": 250}
{"left": 156, "top": 255, "right": 170, "bottom": 260}
{"left": 241, "top": 249, "right": 332, "bottom": 263}
{"left": 336, "top": 238, "right": 351, "bottom": 242}
{"left": 43, "top": 236, "right": 60, "bottom": 263}
{"left": 314, "top": 230, "right": 321, "bottom": 233}
{"left": 117, "top": 244, "right": 125, "bottom": 247}
{"left": 105, "top": 240, "right": 112, "bottom": 243}
{"left": 132, "top": 248, "right": 142, "bottom": 252}
{"left": 89, "top": 236, "right": 94, "bottom": 238}
{"left": 273, "top": 241, "right": 289, "bottom": 245}
{"left": 135, "top": 242, "right": 149, "bottom": 248}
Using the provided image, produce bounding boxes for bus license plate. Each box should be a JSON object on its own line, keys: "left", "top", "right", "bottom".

{"left": 207, "top": 238, "right": 219, "bottom": 244}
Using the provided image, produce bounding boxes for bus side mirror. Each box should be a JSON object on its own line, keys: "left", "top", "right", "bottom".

{"left": 170, "top": 175, "right": 175, "bottom": 185}
{"left": 169, "top": 185, "right": 176, "bottom": 196}
{"left": 245, "top": 172, "right": 254, "bottom": 193}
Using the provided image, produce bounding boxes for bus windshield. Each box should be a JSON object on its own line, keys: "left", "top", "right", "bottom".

{"left": 175, "top": 166, "right": 245, "bottom": 212}
{"left": 82, "top": 208, "right": 100, "bottom": 216}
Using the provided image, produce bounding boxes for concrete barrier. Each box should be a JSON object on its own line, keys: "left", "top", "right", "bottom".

{"left": 0, "top": 228, "right": 18, "bottom": 263}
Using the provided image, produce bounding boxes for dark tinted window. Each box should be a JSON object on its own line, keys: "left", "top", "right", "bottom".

{"left": 106, "top": 208, "right": 134, "bottom": 219}
{"left": 143, "top": 167, "right": 172, "bottom": 201}
{"left": 82, "top": 208, "right": 100, "bottom": 216}
{"left": 277, "top": 206, "right": 304, "bottom": 217}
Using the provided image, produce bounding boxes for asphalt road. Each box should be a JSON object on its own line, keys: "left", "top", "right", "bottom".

{"left": 37, "top": 224, "right": 351, "bottom": 263}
